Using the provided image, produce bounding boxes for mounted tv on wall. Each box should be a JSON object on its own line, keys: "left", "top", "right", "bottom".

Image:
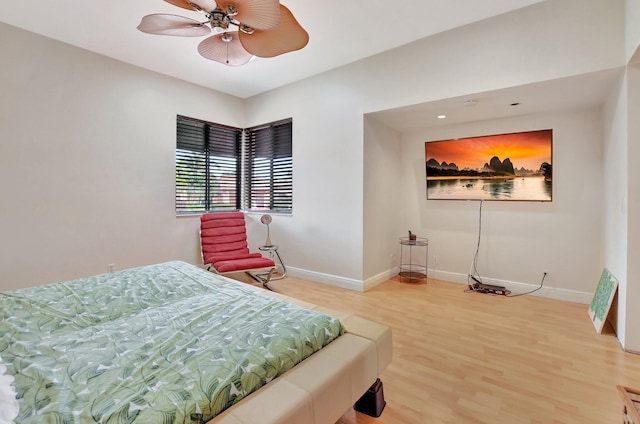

{"left": 425, "top": 129, "right": 552, "bottom": 201}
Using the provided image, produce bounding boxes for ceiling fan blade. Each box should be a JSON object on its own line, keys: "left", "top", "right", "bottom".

{"left": 216, "top": 0, "right": 281, "bottom": 30}
{"left": 138, "top": 14, "right": 211, "bottom": 36}
{"left": 239, "top": 5, "right": 308, "bottom": 58}
{"left": 163, "top": 0, "right": 217, "bottom": 13}
{"left": 198, "top": 33, "right": 254, "bottom": 66}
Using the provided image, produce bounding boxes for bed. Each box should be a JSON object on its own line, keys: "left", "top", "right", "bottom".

{"left": 0, "top": 261, "right": 392, "bottom": 424}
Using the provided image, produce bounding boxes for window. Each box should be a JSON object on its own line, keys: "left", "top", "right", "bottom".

{"left": 175, "top": 116, "right": 241, "bottom": 213}
{"left": 244, "top": 119, "right": 293, "bottom": 212}
{"left": 175, "top": 115, "right": 293, "bottom": 214}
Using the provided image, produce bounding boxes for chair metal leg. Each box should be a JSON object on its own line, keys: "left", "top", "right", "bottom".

{"left": 269, "top": 249, "right": 287, "bottom": 280}
{"left": 247, "top": 268, "right": 276, "bottom": 291}
{"left": 250, "top": 248, "right": 287, "bottom": 283}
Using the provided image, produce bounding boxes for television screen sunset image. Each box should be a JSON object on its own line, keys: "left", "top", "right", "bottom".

{"left": 425, "top": 129, "right": 552, "bottom": 201}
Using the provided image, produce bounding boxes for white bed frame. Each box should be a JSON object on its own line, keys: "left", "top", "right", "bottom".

{"left": 208, "top": 283, "right": 393, "bottom": 424}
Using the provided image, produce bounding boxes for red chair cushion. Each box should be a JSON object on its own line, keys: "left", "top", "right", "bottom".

{"left": 213, "top": 256, "right": 275, "bottom": 273}
{"left": 206, "top": 252, "right": 262, "bottom": 263}
{"left": 200, "top": 212, "right": 274, "bottom": 273}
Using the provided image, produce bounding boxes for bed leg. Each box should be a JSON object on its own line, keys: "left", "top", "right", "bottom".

{"left": 353, "top": 378, "right": 386, "bottom": 418}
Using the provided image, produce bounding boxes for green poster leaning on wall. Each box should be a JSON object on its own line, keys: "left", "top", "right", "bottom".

{"left": 589, "top": 268, "right": 618, "bottom": 334}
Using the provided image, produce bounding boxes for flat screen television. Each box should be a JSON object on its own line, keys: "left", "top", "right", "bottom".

{"left": 425, "top": 129, "right": 552, "bottom": 201}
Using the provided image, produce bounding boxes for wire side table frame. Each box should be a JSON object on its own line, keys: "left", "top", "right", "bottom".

{"left": 258, "top": 245, "right": 287, "bottom": 280}
{"left": 398, "top": 237, "right": 428, "bottom": 284}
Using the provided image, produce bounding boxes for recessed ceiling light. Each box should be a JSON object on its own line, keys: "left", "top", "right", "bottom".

{"left": 437, "top": 114, "right": 447, "bottom": 119}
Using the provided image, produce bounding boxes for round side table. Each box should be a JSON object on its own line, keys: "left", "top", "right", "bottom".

{"left": 259, "top": 244, "right": 287, "bottom": 280}
{"left": 398, "top": 237, "right": 428, "bottom": 284}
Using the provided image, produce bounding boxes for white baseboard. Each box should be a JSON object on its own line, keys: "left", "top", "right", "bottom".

{"left": 428, "top": 269, "right": 593, "bottom": 304}
{"left": 286, "top": 267, "right": 395, "bottom": 292}
{"left": 363, "top": 269, "right": 398, "bottom": 291}
{"left": 286, "top": 266, "right": 365, "bottom": 292}
{"left": 286, "top": 266, "right": 594, "bottom": 304}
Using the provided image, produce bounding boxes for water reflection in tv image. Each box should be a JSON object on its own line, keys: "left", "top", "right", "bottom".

{"left": 425, "top": 129, "right": 552, "bottom": 201}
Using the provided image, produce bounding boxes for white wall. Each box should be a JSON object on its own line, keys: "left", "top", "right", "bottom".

{"left": 243, "top": 79, "right": 367, "bottom": 288}
{"left": 626, "top": 65, "right": 640, "bottom": 352}
{"left": 357, "top": 0, "right": 625, "bottom": 114}
{"left": 600, "top": 0, "right": 640, "bottom": 349}
{"left": 626, "top": 0, "right": 640, "bottom": 354}
{"left": 363, "top": 117, "right": 403, "bottom": 288}
{"left": 603, "top": 73, "right": 629, "bottom": 345}
{"left": 627, "top": 0, "right": 640, "bottom": 62}
{"left": 0, "top": 0, "right": 630, "bottom": 297}
{"left": 245, "top": 0, "right": 624, "bottom": 288}
{"left": 0, "top": 23, "right": 245, "bottom": 289}
{"left": 395, "top": 108, "right": 604, "bottom": 302}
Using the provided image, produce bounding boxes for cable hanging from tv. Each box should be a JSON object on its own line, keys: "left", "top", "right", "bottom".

{"left": 465, "top": 200, "right": 547, "bottom": 297}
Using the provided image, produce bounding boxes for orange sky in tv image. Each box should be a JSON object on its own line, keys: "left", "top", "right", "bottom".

{"left": 425, "top": 130, "right": 552, "bottom": 171}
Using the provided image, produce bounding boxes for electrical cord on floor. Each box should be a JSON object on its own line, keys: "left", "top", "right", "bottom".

{"left": 507, "top": 272, "right": 547, "bottom": 297}
{"left": 464, "top": 285, "right": 480, "bottom": 294}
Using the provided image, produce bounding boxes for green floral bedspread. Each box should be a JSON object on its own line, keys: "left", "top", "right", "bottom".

{"left": 0, "top": 261, "right": 344, "bottom": 423}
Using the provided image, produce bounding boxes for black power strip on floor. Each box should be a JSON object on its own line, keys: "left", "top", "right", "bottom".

{"left": 468, "top": 275, "right": 509, "bottom": 296}
{"left": 471, "top": 282, "right": 509, "bottom": 296}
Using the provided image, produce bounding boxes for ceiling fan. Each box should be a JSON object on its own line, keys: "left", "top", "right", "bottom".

{"left": 137, "top": 0, "right": 309, "bottom": 66}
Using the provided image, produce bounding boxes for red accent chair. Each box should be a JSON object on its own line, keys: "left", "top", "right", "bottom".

{"left": 200, "top": 212, "right": 276, "bottom": 288}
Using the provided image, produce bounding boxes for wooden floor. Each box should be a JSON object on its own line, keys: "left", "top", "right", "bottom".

{"left": 261, "top": 275, "right": 640, "bottom": 424}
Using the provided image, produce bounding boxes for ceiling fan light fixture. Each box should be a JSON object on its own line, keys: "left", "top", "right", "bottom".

{"left": 198, "top": 33, "right": 253, "bottom": 65}
{"left": 139, "top": 0, "right": 307, "bottom": 66}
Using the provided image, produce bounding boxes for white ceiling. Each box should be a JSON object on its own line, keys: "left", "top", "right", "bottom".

{"left": 0, "top": 0, "right": 544, "bottom": 99}
{"left": 367, "top": 69, "right": 624, "bottom": 132}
